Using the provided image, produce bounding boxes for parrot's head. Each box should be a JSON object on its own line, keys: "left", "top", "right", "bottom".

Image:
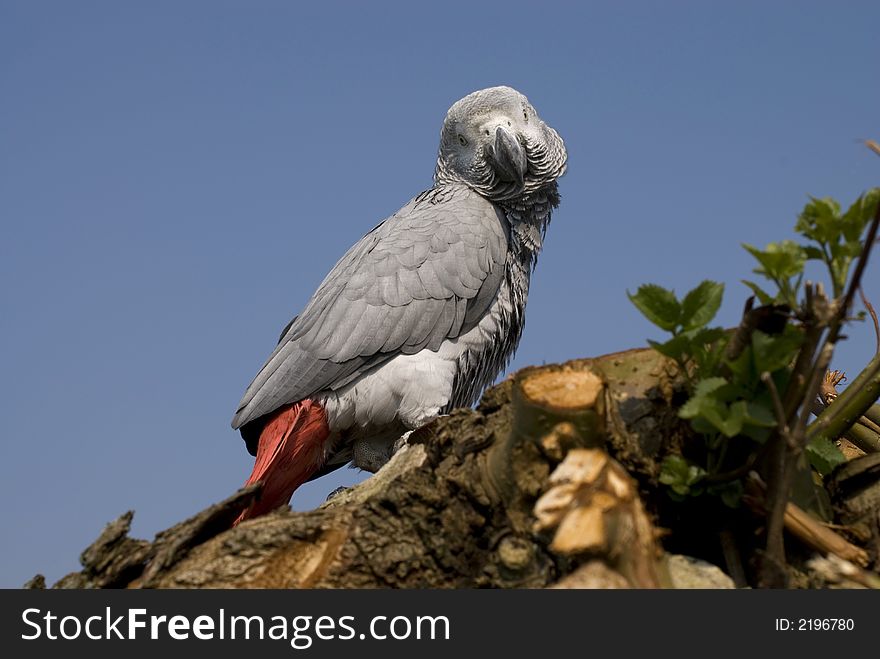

{"left": 435, "top": 86, "right": 567, "bottom": 202}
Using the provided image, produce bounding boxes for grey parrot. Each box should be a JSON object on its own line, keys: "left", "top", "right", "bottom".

{"left": 231, "top": 86, "right": 567, "bottom": 523}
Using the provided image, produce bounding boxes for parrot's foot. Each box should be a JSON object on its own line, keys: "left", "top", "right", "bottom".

{"left": 351, "top": 415, "right": 449, "bottom": 474}
{"left": 352, "top": 435, "right": 395, "bottom": 473}
{"left": 393, "top": 414, "right": 449, "bottom": 453}
{"left": 391, "top": 430, "right": 414, "bottom": 454}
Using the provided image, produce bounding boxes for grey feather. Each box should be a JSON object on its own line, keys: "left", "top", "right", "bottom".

{"left": 232, "top": 85, "right": 568, "bottom": 483}
{"left": 231, "top": 183, "right": 509, "bottom": 429}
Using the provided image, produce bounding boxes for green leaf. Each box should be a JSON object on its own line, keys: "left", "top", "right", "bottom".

{"left": 827, "top": 240, "right": 863, "bottom": 297}
{"left": 679, "top": 377, "right": 744, "bottom": 437}
{"left": 743, "top": 240, "right": 806, "bottom": 283}
{"left": 692, "top": 327, "right": 728, "bottom": 344}
{"left": 659, "top": 455, "right": 706, "bottom": 496}
{"left": 679, "top": 395, "right": 725, "bottom": 423}
{"left": 715, "top": 400, "right": 745, "bottom": 437}
{"left": 650, "top": 326, "right": 728, "bottom": 369}
{"left": 679, "top": 377, "right": 728, "bottom": 419}
{"left": 648, "top": 335, "right": 691, "bottom": 363}
{"left": 707, "top": 480, "right": 744, "bottom": 508}
{"left": 841, "top": 188, "right": 880, "bottom": 242}
{"left": 796, "top": 196, "right": 842, "bottom": 244}
{"left": 829, "top": 261, "right": 850, "bottom": 298}
{"left": 659, "top": 455, "right": 688, "bottom": 486}
{"left": 720, "top": 484, "right": 742, "bottom": 508}
{"left": 740, "top": 424, "right": 773, "bottom": 444}
{"left": 741, "top": 280, "right": 774, "bottom": 305}
{"left": 733, "top": 400, "right": 777, "bottom": 442}
{"left": 689, "top": 416, "right": 718, "bottom": 436}
{"left": 725, "top": 347, "right": 755, "bottom": 385}
{"left": 628, "top": 284, "right": 680, "bottom": 332}
{"left": 751, "top": 327, "right": 803, "bottom": 374}
{"left": 801, "top": 245, "right": 825, "bottom": 261}
{"left": 687, "top": 327, "right": 729, "bottom": 373}
{"left": 680, "top": 280, "right": 724, "bottom": 331}
{"left": 742, "top": 401, "right": 776, "bottom": 428}
{"left": 805, "top": 437, "right": 846, "bottom": 477}
{"left": 829, "top": 240, "right": 864, "bottom": 261}
{"left": 693, "top": 376, "right": 728, "bottom": 397}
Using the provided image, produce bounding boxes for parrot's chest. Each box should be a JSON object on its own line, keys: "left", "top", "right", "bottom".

{"left": 318, "top": 195, "right": 551, "bottom": 449}
{"left": 443, "top": 247, "right": 529, "bottom": 411}
{"left": 317, "top": 255, "right": 528, "bottom": 432}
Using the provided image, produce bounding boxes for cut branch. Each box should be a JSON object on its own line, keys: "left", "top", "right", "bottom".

{"left": 745, "top": 473, "right": 868, "bottom": 567}
{"left": 808, "top": 350, "right": 880, "bottom": 450}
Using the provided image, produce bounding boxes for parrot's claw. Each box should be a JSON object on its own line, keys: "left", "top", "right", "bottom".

{"left": 325, "top": 486, "right": 349, "bottom": 502}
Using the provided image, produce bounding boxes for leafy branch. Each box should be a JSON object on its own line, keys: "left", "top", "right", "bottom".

{"left": 628, "top": 184, "right": 880, "bottom": 587}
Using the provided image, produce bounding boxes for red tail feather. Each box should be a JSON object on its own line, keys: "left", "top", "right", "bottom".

{"left": 234, "top": 400, "right": 330, "bottom": 526}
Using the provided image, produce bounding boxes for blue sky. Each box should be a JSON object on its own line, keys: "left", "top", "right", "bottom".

{"left": 1, "top": 1, "right": 878, "bottom": 587}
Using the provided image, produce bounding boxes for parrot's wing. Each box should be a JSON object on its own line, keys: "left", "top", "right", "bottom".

{"left": 231, "top": 184, "right": 509, "bottom": 430}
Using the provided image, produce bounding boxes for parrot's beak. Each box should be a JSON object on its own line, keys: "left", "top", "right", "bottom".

{"left": 487, "top": 125, "right": 527, "bottom": 186}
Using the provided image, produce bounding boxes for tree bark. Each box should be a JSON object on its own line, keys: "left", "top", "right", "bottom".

{"left": 39, "top": 348, "right": 878, "bottom": 589}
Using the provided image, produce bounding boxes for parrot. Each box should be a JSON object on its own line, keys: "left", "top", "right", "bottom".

{"left": 231, "top": 86, "right": 567, "bottom": 524}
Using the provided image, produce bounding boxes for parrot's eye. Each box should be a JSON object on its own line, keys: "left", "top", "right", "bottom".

{"left": 458, "top": 135, "right": 468, "bottom": 146}
{"left": 523, "top": 108, "right": 529, "bottom": 122}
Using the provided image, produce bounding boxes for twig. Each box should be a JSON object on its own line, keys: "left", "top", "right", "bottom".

{"left": 762, "top": 333, "right": 846, "bottom": 584}
{"left": 760, "top": 439, "right": 790, "bottom": 586}
{"left": 793, "top": 345, "right": 835, "bottom": 446}
{"left": 758, "top": 170, "right": 880, "bottom": 585}
{"left": 781, "top": 286, "right": 825, "bottom": 421}
{"left": 867, "top": 139, "right": 880, "bottom": 157}
{"left": 760, "top": 283, "right": 829, "bottom": 587}
{"left": 761, "top": 345, "right": 833, "bottom": 587}
{"left": 702, "top": 450, "right": 760, "bottom": 484}
{"left": 723, "top": 301, "right": 792, "bottom": 368}
{"left": 745, "top": 473, "right": 868, "bottom": 567}
{"left": 830, "top": 200, "right": 880, "bottom": 344}
{"left": 719, "top": 528, "right": 749, "bottom": 588}
{"left": 859, "top": 286, "right": 880, "bottom": 355}
{"left": 844, "top": 421, "right": 880, "bottom": 453}
{"left": 724, "top": 296, "right": 756, "bottom": 363}
{"left": 813, "top": 398, "right": 880, "bottom": 452}
{"left": 857, "top": 413, "right": 880, "bottom": 436}
{"left": 813, "top": 390, "right": 880, "bottom": 438}
{"left": 806, "top": 199, "right": 880, "bottom": 443}
{"left": 762, "top": 372, "right": 792, "bottom": 447}
{"left": 807, "top": 334, "right": 880, "bottom": 446}
{"left": 783, "top": 503, "right": 868, "bottom": 566}
{"left": 761, "top": 201, "right": 876, "bottom": 583}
